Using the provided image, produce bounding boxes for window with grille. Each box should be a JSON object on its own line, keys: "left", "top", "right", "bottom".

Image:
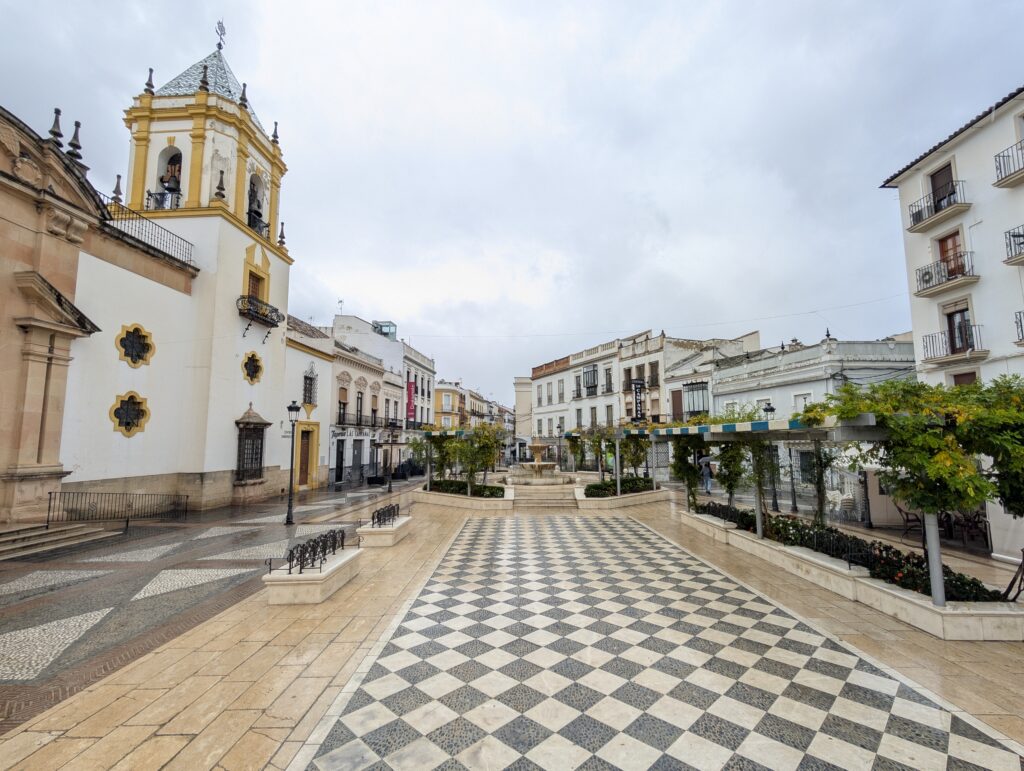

{"left": 236, "top": 425, "right": 266, "bottom": 481}
{"left": 302, "top": 363, "right": 317, "bottom": 405}
{"left": 684, "top": 381, "right": 709, "bottom": 416}
{"left": 583, "top": 365, "right": 598, "bottom": 396}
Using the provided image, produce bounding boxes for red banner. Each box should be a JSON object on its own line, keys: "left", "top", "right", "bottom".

{"left": 407, "top": 381, "right": 415, "bottom": 420}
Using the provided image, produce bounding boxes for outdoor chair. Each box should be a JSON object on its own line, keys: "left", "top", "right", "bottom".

{"left": 954, "top": 509, "right": 990, "bottom": 550}
{"left": 894, "top": 504, "right": 922, "bottom": 538}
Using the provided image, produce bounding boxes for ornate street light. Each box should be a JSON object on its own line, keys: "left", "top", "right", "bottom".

{"left": 285, "top": 400, "right": 301, "bottom": 526}
{"left": 385, "top": 419, "right": 399, "bottom": 493}
{"left": 762, "top": 403, "right": 780, "bottom": 512}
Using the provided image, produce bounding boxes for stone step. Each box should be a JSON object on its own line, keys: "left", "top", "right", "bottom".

{"left": 0, "top": 526, "right": 120, "bottom": 561}
{"left": 512, "top": 487, "right": 577, "bottom": 499}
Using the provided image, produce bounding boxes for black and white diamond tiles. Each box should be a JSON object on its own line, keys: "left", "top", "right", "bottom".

{"left": 311, "top": 516, "right": 1024, "bottom": 771}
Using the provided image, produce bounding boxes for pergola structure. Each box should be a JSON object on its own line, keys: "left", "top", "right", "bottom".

{"left": 566, "top": 415, "right": 956, "bottom": 608}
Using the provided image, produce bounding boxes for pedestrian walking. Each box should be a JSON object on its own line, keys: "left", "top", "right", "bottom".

{"left": 698, "top": 453, "right": 713, "bottom": 494}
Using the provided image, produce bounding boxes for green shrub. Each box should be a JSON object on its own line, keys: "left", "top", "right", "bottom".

{"left": 583, "top": 477, "right": 654, "bottom": 498}
{"left": 696, "top": 503, "right": 1001, "bottom": 602}
{"left": 426, "top": 480, "right": 506, "bottom": 498}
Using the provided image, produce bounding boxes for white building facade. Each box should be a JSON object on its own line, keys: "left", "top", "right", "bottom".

{"left": 883, "top": 83, "right": 1024, "bottom": 386}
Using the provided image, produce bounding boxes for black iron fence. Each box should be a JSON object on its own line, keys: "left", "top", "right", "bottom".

{"left": 922, "top": 324, "right": 983, "bottom": 360}
{"left": 268, "top": 528, "right": 351, "bottom": 575}
{"left": 995, "top": 138, "right": 1024, "bottom": 183}
{"left": 908, "top": 180, "right": 966, "bottom": 226}
{"left": 145, "top": 190, "right": 182, "bottom": 211}
{"left": 1006, "top": 224, "right": 1024, "bottom": 262}
{"left": 47, "top": 491, "right": 188, "bottom": 530}
{"left": 370, "top": 503, "right": 400, "bottom": 528}
{"left": 1016, "top": 311, "right": 1024, "bottom": 343}
{"left": 98, "top": 193, "right": 195, "bottom": 267}
{"left": 915, "top": 252, "right": 975, "bottom": 292}
{"left": 336, "top": 412, "right": 399, "bottom": 429}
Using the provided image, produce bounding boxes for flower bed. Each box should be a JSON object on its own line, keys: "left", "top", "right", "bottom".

{"left": 584, "top": 477, "right": 654, "bottom": 498}
{"left": 425, "top": 480, "right": 505, "bottom": 498}
{"left": 698, "top": 502, "right": 1001, "bottom": 602}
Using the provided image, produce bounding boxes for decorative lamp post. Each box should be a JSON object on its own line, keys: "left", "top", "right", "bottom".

{"left": 788, "top": 447, "right": 799, "bottom": 512}
{"left": 285, "top": 400, "right": 301, "bottom": 526}
{"left": 557, "top": 418, "right": 564, "bottom": 471}
{"left": 762, "top": 403, "right": 780, "bottom": 512}
{"left": 386, "top": 419, "right": 399, "bottom": 493}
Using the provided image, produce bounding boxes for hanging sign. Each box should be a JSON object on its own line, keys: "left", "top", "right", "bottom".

{"left": 632, "top": 379, "right": 645, "bottom": 422}
{"left": 407, "top": 382, "right": 415, "bottom": 420}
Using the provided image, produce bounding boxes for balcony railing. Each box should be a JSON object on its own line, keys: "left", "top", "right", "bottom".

{"left": 1005, "top": 224, "right": 1024, "bottom": 263}
{"left": 98, "top": 193, "right": 195, "bottom": 267}
{"left": 247, "top": 211, "right": 270, "bottom": 239}
{"left": 237, "top": 294, "right": 285, "bottom": 327}
{"left": 908, "top": 180, "right": 967, "bottom": 228}
{"left": 585, "top": 385, "right": 597, "bottom": 397}
{"left": 915, "top": 252, "right": 975, "bottom": 293}
{"left": 648, "top": 376, "right": 659, "bottom": 388}
{"left": 336, "top": 412, "right": 394, "bottom": 429}
{"left": 405, "top": 419, "right": 426, "bottom": 430}
{"left": 995, "top": 138, "right": 1024, "bottom": 185}
{"left": 603, "top": 384, "right": 614, "bottom": 394}
{"left": 922, "top": 325, "right": 983, "bottom": 360}
{"left": 145, "top": 190, "right": 182, "bottom": 211}
{"left": 573, "top": 389, "right": 582, "bottom": 399}
{"left": 1016, "top": 312, "right": 1024, "bottom": 343}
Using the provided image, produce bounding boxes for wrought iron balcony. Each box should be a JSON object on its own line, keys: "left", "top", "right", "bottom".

{"left": 99, "top": 193, "right": 195, "bottom": 267}
{"left": 907, "top": 181, "right": 969, "bottom": 232}
{"left": 405, "top": 419, "right": 426, "bottom": 430}
{"left": 145, "top": 190, "right": 182, "bottom": 211}
{"left": 585, "top": 385, "right": 598, "bottom": 397}
{"left": 994, "top": 139, "right": 1024, "bottom": 187}
{"left": 922, "top": 325, "right": 986, "bottom": 362}
{"left": 237, "top": 294, "right": 284, "bottom": 327}
{"left": 603, "top": 384, "right": 614, "bottom": 394}
{"left": 573, "top": 389, "right": 582, "bottom": 399}
{"left": 648, "top": 376, "right": 659, "bottom": 387}
{"left": 247, "top": 211, "right": 270, "bottom": 239}
{"left": 914, "top": 252, "right": 978, "bottom": 296}
{"left": 1016, "top": 312, "right": 1024, "bottom": 345}
{"left": 1005, "top": 224, "right": 1024, "bottom": 265}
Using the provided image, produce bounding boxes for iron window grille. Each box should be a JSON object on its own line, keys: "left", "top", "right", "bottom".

{"left": 236, "top": 425, "right": 266, "bottom": 481}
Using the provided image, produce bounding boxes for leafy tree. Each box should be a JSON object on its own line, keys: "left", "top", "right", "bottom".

{"left": 566, "top": 435, "right": 585, "bottom": 470}
{"left": 621, "top": 434, "right": 650, "bottom": 477}
{"left": 585, "top": 425, "right": 614, "bottom": 482}
{"left": 800, "top": 376, "right": 1024, "bottom": 520}
{"left": 472, "top": 423, "right": 506, "bottom": 485}
{"left": 670, "top": 435, "right": 704, "bottom": 509}
{"left": 417, "top": 428, "right": 457, "bottom": 481}
{"left": 714, "top": 442, "right": 746, "bottom": 508}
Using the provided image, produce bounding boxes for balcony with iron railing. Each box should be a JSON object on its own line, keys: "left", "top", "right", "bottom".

{"left": 585, "top": 384, "right": 598, "bottom": 397}
{"left": 1016, "top": 312, "right": 1024, "bottom": 347}
{"left": 994, "top": 138, "right": 1024, "bottom": 188}
{"left": 573, "top": 389, "right": 583, "bottom": 399}
{"left": 1005, "top": 224, "right": 1024, "bottom": 266}
{"left": 145, "top": 190, "right": 182, "bottom": 211}
{"left": 907, "top": 180, "right": 970, "bottom": 232}
{"left": 648, "top": 376, "right": 659, "bottom": 388}
{"left": 237, "top": 294, "right": 285, "bottom": 328}
{"left": 921, "top": 325, "right": 988, "bottom": 364}
{"left": 914, "top": 252, "right": 978, "bottom": 297}
{"left": 603, "top": 384, "right": 614, "bottom": 394}
{"left": 99, "top": 193, "right": 195, "bottom": 268}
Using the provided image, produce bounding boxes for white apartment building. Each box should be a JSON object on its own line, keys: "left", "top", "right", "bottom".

{"left": 567, "top": 338, "right": 624, "bottom": 432}
{"left": 883, "top": 83, "right": 1024, "bottom": 561}
{"left": 882, "top": 83, "right": 1024, "bottom": 385}
{"left": 664, "top": 333, "right": 761, "bottom": 422}
{"left": 710, "top": 335, "right": 915, "bottom": 416}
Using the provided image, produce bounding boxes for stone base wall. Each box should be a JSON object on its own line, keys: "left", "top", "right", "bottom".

{"left": 53, "top": 464, "right": 329, "bottom": 519}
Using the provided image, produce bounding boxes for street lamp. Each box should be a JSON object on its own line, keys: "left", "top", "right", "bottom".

{"left": 385, "top": 419, "right": 399, "bottom": 493}
{"left": 788, "top": 447, "right": 799, "bottom": 513}
{"left": 762, "top": 403, "right": 779, "bottom": 512}
{"left": 285, "top": 400, "right": 301, "bottom": 526}
{"left": 557, "top": 418, "right": 564, "bottom": 471}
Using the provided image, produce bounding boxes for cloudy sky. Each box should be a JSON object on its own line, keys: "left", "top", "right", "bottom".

{"left": 3, "top": 1, "right": 1021, "bottom": 403}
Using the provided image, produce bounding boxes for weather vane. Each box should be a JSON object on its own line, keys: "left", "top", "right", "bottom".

{"left": 216, "top": 20, "right": 227, "bottom": 50}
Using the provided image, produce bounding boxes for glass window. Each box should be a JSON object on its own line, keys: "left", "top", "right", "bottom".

{"left": 604, "top": 368, "right": 612, "bottom": 392}
{"left": 576, "top": 408, "right": 582, "bottom": 428}
{"left": 537, "top": 418, "right": 543, "bottom": 435}
{"left": 547, "top": 418, "right": 553, "bottom": 437}
{"left": 537, "top": 385, "right": 542, "bottom": 407}
{"left": 547, "top": 382, "right": 553, "bottom": 405}
{"left": 236, "top": 425, "right": 266, "bottom": 482}
{"left": 606, "top": 405, "right": 614, "bottom": 425}
{"left": 684, "top": 382, "right": 709, "bottom": 416}
{"left": 558, "top": 380, "right": 564, "bottom": 402}
{"left": 590, "top": 406, "right": 597, "bottom": 426}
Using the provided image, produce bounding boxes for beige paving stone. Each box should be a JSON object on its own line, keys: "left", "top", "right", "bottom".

{"left": 263, "top": 676, "right": 332, "bottom": 725}
{"left": 268, "top": 739, "right": 302, "bottom": 769}
{"left": 222, "top": 645, "right": 290, "bottom": 682}
{"left": 230, "top": 664, "right": 304, "bottom": 710}
{"left": 145, "top": 650, "right": 221, "bottom": 689}
{"left": 106, "top": 648, "right": 193, "bottom": 685}
{"left": 108, "top": 735, "right": 190, "bottom": 771}
{"left": 60, "top": 724, "right": 156, "bottom": 770}
{"left": 9, "top": 737, "right": 95, "bottom": 771}
{"left": 0, "top": 731, "right": 63, "bottom": 771}
{"left": 126, "top": 675, "right": 222, "bottom": 726}
{"left": 301, "top": 641, "right": 360, "bottom": 679}
{"left": 286, "top": 686, "right": 341, "bottom": 743}
{"left": 26, "top": 684, "right": 136, "bottom": 732}
{"left": 218, "top": 728, "right": 280, "bottom": 771}
{"left": 277, "top": 632, "right": 334, "bottom": 666}
{"left": 65, "top": 689, "right": 165, "bottom": 738}
{"left": 163, "top": 709, "right": 259, "bottom": 771}
{"left": 157, "top": 680, "right": 251, "bottom": 735}
{"left": 194, "top": 640, "right": 265, "bottom": 676}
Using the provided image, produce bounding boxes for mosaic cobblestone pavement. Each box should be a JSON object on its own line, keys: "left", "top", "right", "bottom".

{"left": 0, "top": 489, "right": 372, "bottom": 732}
{"left": 312, "top": 516, "right": 1024, "bottom": 770}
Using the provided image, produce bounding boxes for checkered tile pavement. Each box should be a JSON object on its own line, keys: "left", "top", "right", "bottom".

{"left": 311, "top": 516, "right": 1024, "bottom": 770}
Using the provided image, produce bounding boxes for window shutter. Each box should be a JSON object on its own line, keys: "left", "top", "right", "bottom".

{"left": 339, "top": 387, "right": 348, "bottom": 402}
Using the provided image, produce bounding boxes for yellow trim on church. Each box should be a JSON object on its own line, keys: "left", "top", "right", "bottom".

{"left": 114, "top": 323, "right": 156, "bottom": 368}
{"left": 285, "top": 338, "right": 335, "bottom": 363}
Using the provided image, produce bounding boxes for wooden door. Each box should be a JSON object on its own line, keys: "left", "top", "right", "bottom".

{"left": 299, "top": 431, "right": 311, "bottom": 485}
{"left": 938, "top": 232, "right": 963, "bottom": 277}
{"left": 671, "top": 390, "right": 684, "bottom": 420}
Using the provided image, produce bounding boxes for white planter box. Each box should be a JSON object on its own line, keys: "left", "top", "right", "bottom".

{"left": 411, "top": 490, "right": 513, "bottom": 510}
{"left": 575, "top": 488, "right": 670, "bottom": 509}
{"left": 676, "top": 511, "right": 1024, "bottom": 640}
{"left": 357, "top": 515, "right": 412, "bottom": 548}
{"left": 262, "top": 547, "right": 362, "bottom": 605}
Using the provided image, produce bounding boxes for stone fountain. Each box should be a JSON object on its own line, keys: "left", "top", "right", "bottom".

{"left": 505, "top": 438, "right": 574, "bottom": 486}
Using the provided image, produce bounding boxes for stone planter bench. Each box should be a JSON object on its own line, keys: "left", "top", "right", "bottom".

{"left": 262, "top": 548, "right": 362, "bottom": 605}
{"left": 672, "top": 509, "right": 1024, "bottom": 640}
{"left": 411, "top": 490, "right": 513, "bottom": 511}
{"left": 575, "top": 488, "right": 670, "bottom": 509}
{"left": 357, "top": 515, "right": 412, "bottom": 548}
